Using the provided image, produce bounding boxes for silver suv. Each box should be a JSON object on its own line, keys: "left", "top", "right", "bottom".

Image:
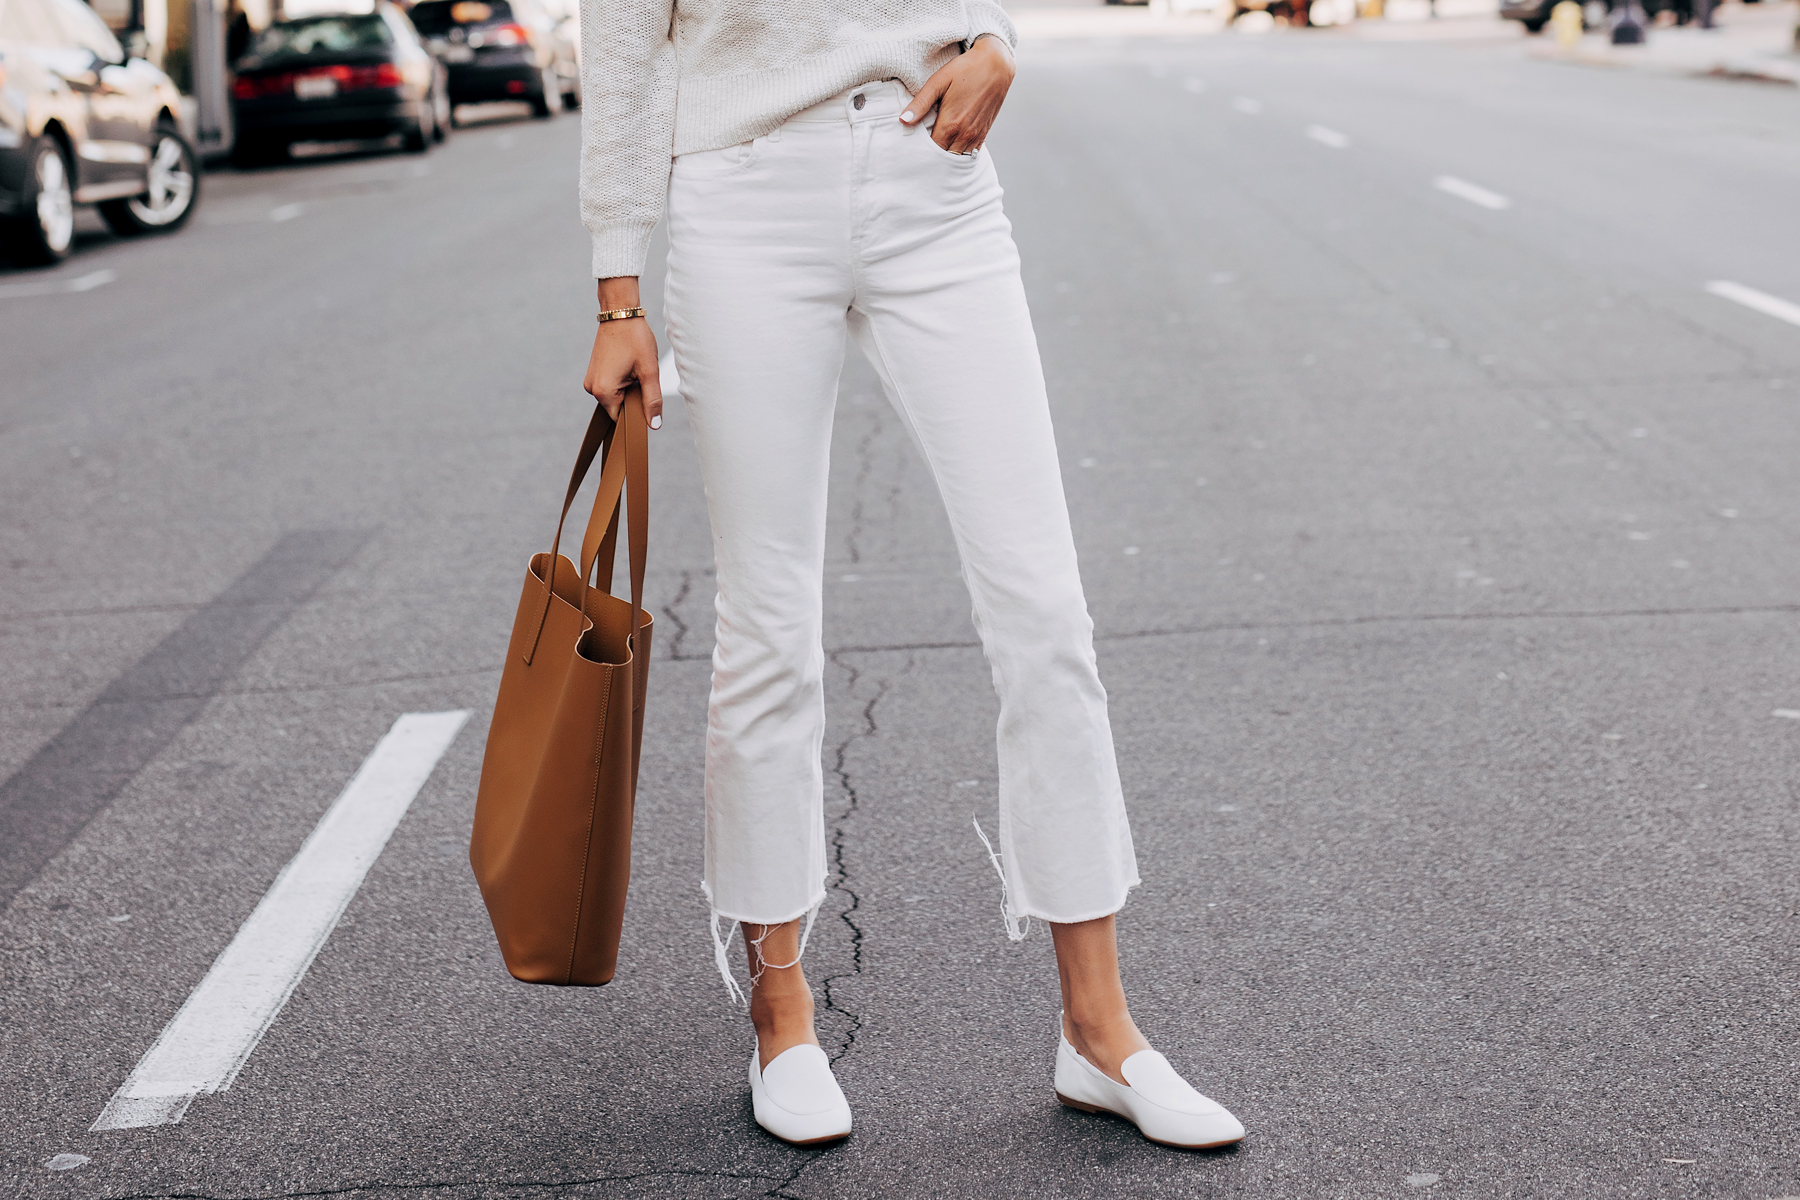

{"left": 0, "top": 0, "right": 198, "bottom": 265}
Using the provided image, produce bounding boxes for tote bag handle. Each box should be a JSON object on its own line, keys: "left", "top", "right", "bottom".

{"left": 525, "top": 392, "right": 648, "bottom": 667}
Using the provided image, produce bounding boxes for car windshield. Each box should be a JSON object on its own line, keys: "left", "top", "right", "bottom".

{"left": 409, "top": 0, "right": 512, "bottom": 34}
{"left": 249, "top": 14, "right": 392, "bottom": 57}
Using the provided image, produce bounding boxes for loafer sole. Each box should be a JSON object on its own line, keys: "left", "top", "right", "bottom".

{"left": 768, "top": 1128, "right": 851, "bottom": 1147}
{"left": 1056, "top": 1090, "right": 1246, "bottom": 1150}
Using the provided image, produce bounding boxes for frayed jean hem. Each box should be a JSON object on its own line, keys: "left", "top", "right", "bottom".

{"left": 975, "top": 816, "right": 1139, "bottom": 941}
{"left": 701, "top": 881, "right": 828, "bottom": 1005}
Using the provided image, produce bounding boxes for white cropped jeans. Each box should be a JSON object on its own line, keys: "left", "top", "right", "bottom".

{"left": 663, "top": 81, "right": 1140, "bottom": 989}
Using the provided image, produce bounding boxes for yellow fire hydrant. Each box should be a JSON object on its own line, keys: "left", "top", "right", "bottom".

{"left": 1551, "top": 0, "right": 1584, "bottom": 47}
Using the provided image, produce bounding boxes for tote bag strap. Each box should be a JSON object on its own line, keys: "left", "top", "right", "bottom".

{"left": 523, "top": 401, "right": 616, "bottom": 665}
{"left": 572, "top": 391, "right": 648, "bottom": 659}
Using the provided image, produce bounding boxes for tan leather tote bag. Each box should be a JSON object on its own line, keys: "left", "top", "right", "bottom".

{"left": 470, "top": 394, "right": 652, "bottom": 986}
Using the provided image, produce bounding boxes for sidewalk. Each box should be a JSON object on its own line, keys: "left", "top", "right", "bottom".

{"left": 1007, "top": 0, "right": 1796, "bottom": 63}
{"left": 1009, "top": 0, "right": 1524, "bottom": 42}
{"left": 1528, "top": 0, "right": 1800, "bottom": 83}
{"left": 1009, "top": 5, "right": 1225, "bottom": 41}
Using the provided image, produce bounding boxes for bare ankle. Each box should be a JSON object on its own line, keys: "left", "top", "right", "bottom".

{"left": 750, "top": 982, "right": 814, "bottom": 1026}
{"left": 1062, "top": 1006, "right": 1150, "bottom": 1083}
{"left": 1065, "top": 1005, "right": 1133, "bottom": 1039}
{"left": 748, "top": 969, "right": 819, "bottom": 1067}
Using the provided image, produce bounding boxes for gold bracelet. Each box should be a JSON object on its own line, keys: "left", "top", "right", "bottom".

{"left": 597, "top": 306, "right": 648, "bottom": 323}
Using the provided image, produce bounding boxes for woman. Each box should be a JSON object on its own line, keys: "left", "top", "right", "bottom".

{"left": 578, "top": 0, "right": 1245, "bottom": 1151}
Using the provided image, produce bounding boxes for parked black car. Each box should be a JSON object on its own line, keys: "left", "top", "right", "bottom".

{"left": 230, "top": 5, "right": 448, "bottom": 167}
{"left": 409, "top": 0, "right": 574, "bottom": 119}
{"left": 0, "top": 0, "right": 198, "bottom": 265}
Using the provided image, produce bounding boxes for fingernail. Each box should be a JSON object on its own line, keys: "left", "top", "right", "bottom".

{"left": 649, "top": 414, "right": 662, "bottom": 430}
{"left": 900, "top": 110, "right": 915, "bottom": 123}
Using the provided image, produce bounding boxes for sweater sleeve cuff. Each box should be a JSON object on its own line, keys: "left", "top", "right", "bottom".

{"left": 590, "top": 219, "right": 659, "bottom": 280}
{"left": 966, "top": 1, "right": 1018, "bottom": 49}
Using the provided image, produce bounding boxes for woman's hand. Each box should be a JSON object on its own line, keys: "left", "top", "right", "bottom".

{"left": 583, "top": 276, "right": 664, "bottom": 429}
{"left": 900, "top": 34, "right": 1016, "bottom": 154}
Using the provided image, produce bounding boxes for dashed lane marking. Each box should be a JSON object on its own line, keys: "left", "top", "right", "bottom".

{"left": 0, "top": 269, "right": 116, "bottom": 300}
{"left": 91, "top": 710, "right": 470, "bottom": 1131}
{"left": 1307, "top": 125, "right": 1350, "bottom": 149}
{"left": 1434, "top": 175, "right": 1512, "bottom": 210}
{"left": 1705, "top": 281, "right": 1800, "bottom": 330}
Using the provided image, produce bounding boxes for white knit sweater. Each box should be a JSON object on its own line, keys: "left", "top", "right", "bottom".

{"left": 577, "top": 1, "right": 1019, "bottom": 279}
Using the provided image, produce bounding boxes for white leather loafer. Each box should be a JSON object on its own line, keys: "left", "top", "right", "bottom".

{"left": 1055, "top": 1036, "right": 1245, "bottom": 1149}
{"left": 749, "top": 1043, "right": 852, "bottom": 1146}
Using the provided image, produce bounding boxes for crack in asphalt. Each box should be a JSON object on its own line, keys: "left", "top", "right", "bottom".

{"left": 817, "top": 654, "right": 889, "bottom": 1068}
{"left": 753, "top": 398, "right": 908, "bottom": 1200}
{"left": 843, "top": 400, "right": 886, "bottom": 567}
{"left": 90, "top": 1167, "right": 790, "bottom": 1200}
{"left": 762, "top": 652, "right": 902, "bottom": 1199}
{"left": 661, "top": 569, "right": 700, "bottom": 662}
{"left": 822, "top": 600, "right": 1800, "bottom": 656}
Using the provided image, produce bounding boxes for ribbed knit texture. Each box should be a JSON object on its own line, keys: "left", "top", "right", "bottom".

{"left": 577, "top": 2, "right": 1019, "bottom": 279}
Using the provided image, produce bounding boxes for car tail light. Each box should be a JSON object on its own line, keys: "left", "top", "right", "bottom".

{"left": 235, "top": 72, "right": 287, "bottom": 98}
{"left": 234, "top": 63, "right": 404, "bottom": 98}
{"left": 471, "top": 21, "right": 528, "bottom": 47}
{"left": 349, "top": 62, "right": 405, "bottom": 88}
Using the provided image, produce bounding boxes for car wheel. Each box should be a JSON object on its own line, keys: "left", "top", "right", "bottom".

{"left": 1521, "top": 14, "right": 1547, "bottom": 28}
{"left": 99, "top": 124, "right": 199, "bottom": 236}
{"left": 404, "top": 108, "right": 431, "bottom": 153}
{"left": 1, "top": 136, "right": 76, "bottom": 266}
{"left": 529, "top": 67, "right": 555, "bottom": 118}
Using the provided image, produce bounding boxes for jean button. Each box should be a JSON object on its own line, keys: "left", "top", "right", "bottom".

{"left": 852, "top": 93, "right": 866, "bottom": 111}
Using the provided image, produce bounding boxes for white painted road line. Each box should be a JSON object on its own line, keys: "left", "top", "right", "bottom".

{"left": 91, "top": 710, "right": 469, "bottom": 1131}
{"left": 1705, "top": 281, "right": 1800, "bottom": 330}
{"left": 270, "top": 203, "right": 305, "bottom": 222}
{"left": 1434, "top": 176, "right": 1512, "bottom": 211}
{"left": 1306, "top": 125, "right": 1350, "bottom": 149}
{"left": 0, "top": 269, "right": 117, "bottom": 300}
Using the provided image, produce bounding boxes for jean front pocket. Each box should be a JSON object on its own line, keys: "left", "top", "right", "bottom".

{"left": 919, "top": 117, "right": 982, "bottom": 167}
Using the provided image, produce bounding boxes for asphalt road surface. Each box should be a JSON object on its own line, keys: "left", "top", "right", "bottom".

{"left": 4, "top": 22, "right": 1800, "bottom": 1200}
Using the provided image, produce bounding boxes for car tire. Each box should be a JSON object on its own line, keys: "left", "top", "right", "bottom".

{"left": 404, "top": 111, "right": 431, "bottom": 153}
{"left": 1, "top": 136, "right": 76, "bottom": 267}
{"left": 1521, "top": 14, "right": 1547, "bottom": 28}
{"left": 99, "top": 123, "right": 199, "bottom": 237}
{"left": 529, "top": 67, "right": 556, "bottom": 118}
